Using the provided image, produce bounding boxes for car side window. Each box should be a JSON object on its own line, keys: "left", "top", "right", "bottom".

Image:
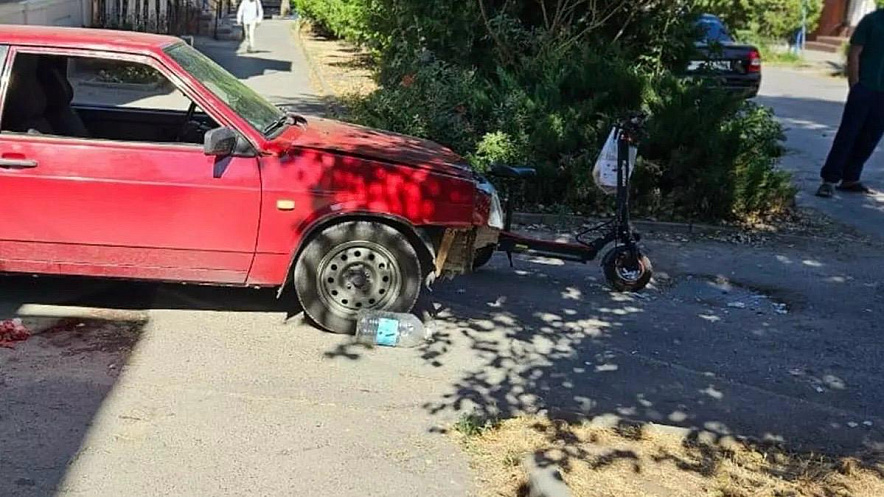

{"left": 68, "top": 57, "right": 193, "bottom": 111}
{"left": 0, "top": 52, "right": 219, "bottom": 146}
{"left": 698, "top": 18, "right": 733, "bottom": 44}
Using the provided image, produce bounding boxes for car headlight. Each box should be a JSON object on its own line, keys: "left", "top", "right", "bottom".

{"left": 477, "top": 180, "right": 504, "bottom": 230}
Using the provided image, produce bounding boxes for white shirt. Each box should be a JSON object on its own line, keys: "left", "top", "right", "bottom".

{"left": 237, "top": 0, "right": 263, "bottom": 25}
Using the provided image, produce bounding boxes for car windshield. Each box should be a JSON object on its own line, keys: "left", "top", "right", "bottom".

{"left": 697, "top": 16, "right": 733, "bottom": 43}
{"left": 165, "top": 42, "right": 284, "bottom": 136}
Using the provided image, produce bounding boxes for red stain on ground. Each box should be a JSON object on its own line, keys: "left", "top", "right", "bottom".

{"left": 0, "top": 319, "right": 31, "bottom": 349}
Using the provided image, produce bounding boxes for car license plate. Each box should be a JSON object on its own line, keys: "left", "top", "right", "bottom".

{"left": 688, "top": 60, "right": 731, "bottom": 72}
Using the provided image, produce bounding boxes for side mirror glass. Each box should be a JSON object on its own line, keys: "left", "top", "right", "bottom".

{"left": 204, "top": 127, "right": 237, "bottom": 157}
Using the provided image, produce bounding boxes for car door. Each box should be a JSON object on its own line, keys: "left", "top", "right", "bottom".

{"left": 0, "top": 46, "right": 262, "bottom": 284}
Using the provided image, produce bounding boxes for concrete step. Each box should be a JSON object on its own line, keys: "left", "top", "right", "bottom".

{"left": 816, "top": 35, "right": 848, "bottom": 47}
{"left": 805, "top": 41, "right": 841, "bottom": 54}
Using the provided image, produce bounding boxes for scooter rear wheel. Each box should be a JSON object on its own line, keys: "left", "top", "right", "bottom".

{"left": 472, "top": 245, "right": 496, "bottom": 270}
{"left": 602, "top": 245, "right": 652, "bottom": 292}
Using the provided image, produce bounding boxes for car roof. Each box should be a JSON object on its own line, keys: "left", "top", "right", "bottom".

{"left": 698, "top": 13, "right": 723, "bottom": 23}
{"left": 0, "top": 25, "right": 182, "bottom": 53}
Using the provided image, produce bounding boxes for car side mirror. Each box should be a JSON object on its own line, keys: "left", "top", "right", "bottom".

{"left": 204, "top": 127, "right": 237, "bottom": 157}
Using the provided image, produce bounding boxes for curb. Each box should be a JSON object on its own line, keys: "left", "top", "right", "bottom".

{"left": 511, "top": 211, "right": 882, "bottom": 246}
{"left": 290, "top": 19, "right": 352, "bottom": 117}
{"left": 581, "top": 413, "right": 741, "bottom": 451}
{"left": 521, "top": 413, "right": 745, "bottom": 496}
{"left": 524, "top": 453, "right": 572, "bottom": 497}
{"left": 290, "top": 19, "right": 333, "bottom": 98}
{"left": 765, "top": 61, "right": 846, "bottom": 80}
{"left": 511, "top": 212, "right": 740, "bottom": 236}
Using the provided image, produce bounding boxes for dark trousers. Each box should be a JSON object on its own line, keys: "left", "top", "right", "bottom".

{"left": 821, "top": 83, "right": 884, "bottom": 183}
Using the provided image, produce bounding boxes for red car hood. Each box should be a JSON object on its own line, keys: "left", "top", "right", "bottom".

{"left": 280, "top": 117, "right": 473, "bottom": 178}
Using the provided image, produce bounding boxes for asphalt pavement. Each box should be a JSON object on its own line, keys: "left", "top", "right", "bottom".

{"left": 756, "top": 66, "right": 884, "bottom": 239}
{"left": 4, "top": 228, "right": 884, "bottom": 496}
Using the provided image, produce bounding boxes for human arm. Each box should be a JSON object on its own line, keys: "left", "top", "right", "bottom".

{"left": 848, "top": 44, "right": 863, "bottom": 88}
{"left": 236, "top": 1, "right": 244, "bottom": 24}
{"left": 257, "top": 1, "right": 264, "bottom": 23}
{"left": 848, "top": 13, "right": 872, "bottom": 88}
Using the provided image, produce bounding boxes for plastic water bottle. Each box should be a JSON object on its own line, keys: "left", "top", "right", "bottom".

{"left": 355, "top": 311, "right": 428, "bottom": 348}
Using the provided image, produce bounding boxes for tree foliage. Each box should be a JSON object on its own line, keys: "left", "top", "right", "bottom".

{"left": 300, "top": 0, "right": 795, "bottom": 222}
{"left": 697, "top": 0, "right": 823, "bottom": 41}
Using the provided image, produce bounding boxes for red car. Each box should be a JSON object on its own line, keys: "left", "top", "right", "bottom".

{"left": 0, "top": 26, "right": 502, "bottom": 334}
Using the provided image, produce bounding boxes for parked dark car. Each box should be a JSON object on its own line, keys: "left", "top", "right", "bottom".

{"left": 687, "top": 14, "right": 761, "bottom": 98}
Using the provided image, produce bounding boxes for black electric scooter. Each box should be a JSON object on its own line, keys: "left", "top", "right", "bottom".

{"left": 475, "top": 114, "right": 653, "bottom": 292}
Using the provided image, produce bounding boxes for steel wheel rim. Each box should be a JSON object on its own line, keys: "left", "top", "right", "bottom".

{"left": 317, "top": 241, "right": 402, "bottom": 316}
{"left": 614, "top": 252, "right": 644, "bottom": 283}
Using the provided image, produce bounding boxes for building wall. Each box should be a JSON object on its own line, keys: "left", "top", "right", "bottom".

{"left": 816, "top": 0, "right": 878, "bottom": 37}
{"left": 0, "top": 0, "right": 90, "bottom": 27}
{"left": 848, "top": 0, "right": 877, "bottom": 26}
{"left": 816, "top": 0, "right": 849, "bottom": 37}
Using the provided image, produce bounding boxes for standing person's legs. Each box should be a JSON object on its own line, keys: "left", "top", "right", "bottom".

{"left": 247, "top": 22, "right": 258, "bottom": 52}
{"left": 842, "top": 87, "right": 884, "bottom": 184}
{"left": 820, "top": 84, "right": 873, "bottom": 184}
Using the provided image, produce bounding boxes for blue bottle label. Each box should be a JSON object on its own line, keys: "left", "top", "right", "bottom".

{"left": 375, "top": 318, "right": 400, "bottom": 347}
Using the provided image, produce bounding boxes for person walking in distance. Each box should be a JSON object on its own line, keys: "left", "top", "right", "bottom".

{"left": 817, "top": 8, "right": 884, "bottom": 198}
{"left": 237, "top": 0, "right": 264, "bottom": 53}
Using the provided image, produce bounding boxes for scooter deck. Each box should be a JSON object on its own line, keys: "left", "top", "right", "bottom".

{"left": 497, "top": 231, "right": 604, "bottom": 263}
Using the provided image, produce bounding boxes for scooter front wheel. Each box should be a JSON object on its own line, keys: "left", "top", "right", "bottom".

{"left": 602, "top": 245, "right": 652, "bottom": 292}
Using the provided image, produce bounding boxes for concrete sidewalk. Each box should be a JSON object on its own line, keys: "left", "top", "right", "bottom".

{"left": 196, "top": 19, "right": 325, "bottom": 116}
{"left": 756, "top": 67, "right": 884, "bottom": 240}
{"left": 3, "top": 24, "right": 476, "bottom": 497}
{"left": 0, "top": 277, "right": 475, "bottom": 497}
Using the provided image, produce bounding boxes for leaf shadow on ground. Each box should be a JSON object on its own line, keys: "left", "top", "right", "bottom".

{"left": 323, "top": 237, "right": 884, "bottom": 494}
{"left": 0, "top": 277, "right": 151, "bottom": 496}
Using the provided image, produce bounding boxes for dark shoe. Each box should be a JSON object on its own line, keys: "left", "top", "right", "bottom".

{"left": 836, "top": 181, "right": 874, "bottom": 194}
{"left": 816, "top": 182, "right": 835, "bottom": 198}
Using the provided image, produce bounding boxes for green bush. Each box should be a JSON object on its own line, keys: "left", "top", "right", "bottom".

{"left": 293, "top": 0, "right": 372, "bottom": 44}
{"left": 638, "top": 80, "right": 794, "bottom": 221}
{"left": 322, "top": 0, "right": 794, "bottom": 222}
{"left": 698, "top": 0, "right": 823, "bottom": 42}
{"left": 468, "top": 132, "right": 524, "bottom": 173}
{"left": 342, "top": 59, "right": 488, "bottom": 156}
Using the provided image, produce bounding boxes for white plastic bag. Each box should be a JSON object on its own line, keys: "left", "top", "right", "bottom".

{"left": 592, "top": 127, "right": 637, "bottom": 191}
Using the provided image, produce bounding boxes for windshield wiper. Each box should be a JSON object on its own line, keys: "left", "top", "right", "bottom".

{"left": 263, "top": 112, "right": 307, "bottom": 135}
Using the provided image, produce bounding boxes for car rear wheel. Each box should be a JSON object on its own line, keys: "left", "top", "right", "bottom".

{"left": 294, "top": 221, "right": 423, "bottom": 334}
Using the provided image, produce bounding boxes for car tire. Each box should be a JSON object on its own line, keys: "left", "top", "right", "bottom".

{"left": 472, "top": 245, "right": 496, "bottom": 270}
{"left": 294, "top": 221, "right": 423, "bottom": 334}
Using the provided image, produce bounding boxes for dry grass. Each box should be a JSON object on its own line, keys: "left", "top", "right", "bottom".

{"left": 294, "top": 21, "right": 377, "bottom": 99}
{"left": 456, "top": 416, "right": 884, "bottom": 497}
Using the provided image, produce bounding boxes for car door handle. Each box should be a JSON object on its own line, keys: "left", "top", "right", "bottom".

{"left": 0, "top": 158, "right": 38, "bottom": 169}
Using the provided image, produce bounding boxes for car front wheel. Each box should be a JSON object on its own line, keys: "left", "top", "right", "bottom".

{"left": 294, "top": 221, "right": 423, "bottom": 334}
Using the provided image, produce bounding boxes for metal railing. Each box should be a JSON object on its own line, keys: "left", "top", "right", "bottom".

{"left": 94, "top": 0, "right": 206, "bottom": 36}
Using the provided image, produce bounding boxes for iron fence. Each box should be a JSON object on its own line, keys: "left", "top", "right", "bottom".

{"left": 93, "top": 0, "right": 207, "bottom": 36}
